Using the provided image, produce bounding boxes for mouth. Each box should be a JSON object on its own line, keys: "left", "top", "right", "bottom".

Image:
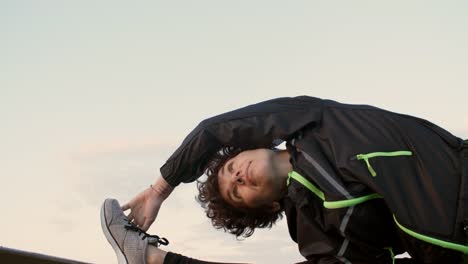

{"left": 245, "top": 161, "right": 255, "bottom": 186}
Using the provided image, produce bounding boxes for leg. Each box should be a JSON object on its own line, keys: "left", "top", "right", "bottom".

{"left": 146, "top": 245, "right": 167, "bottom": 264}
{"left": 145, "top": 245, "right": 247, "bottom": 264}
{"left": 102, "top": 198, "right": 247, "bottom": 264}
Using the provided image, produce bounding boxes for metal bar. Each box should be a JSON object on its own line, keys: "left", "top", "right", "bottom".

{"left": 0, "top": 246, "right": 92, "bottom": 264}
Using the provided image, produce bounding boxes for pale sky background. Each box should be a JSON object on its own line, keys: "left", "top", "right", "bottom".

{"left": 1, "top": 1, "right": 468, "bottom": 263}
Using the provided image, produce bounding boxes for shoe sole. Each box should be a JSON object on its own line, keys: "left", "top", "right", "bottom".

{"left": 100, "top": 199, "right": 129, "bottom": 264}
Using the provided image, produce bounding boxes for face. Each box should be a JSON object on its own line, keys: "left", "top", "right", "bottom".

{"left": 217, "top": 148, "right": 286, "bottom": 210}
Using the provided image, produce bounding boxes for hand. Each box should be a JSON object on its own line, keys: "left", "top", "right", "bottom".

{"left": 121, "top": 177, "right": 174, "bottom": 231}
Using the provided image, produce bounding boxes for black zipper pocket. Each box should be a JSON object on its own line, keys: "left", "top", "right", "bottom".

{"left": 351, "top": 151, "right": 413, "bottom": 177}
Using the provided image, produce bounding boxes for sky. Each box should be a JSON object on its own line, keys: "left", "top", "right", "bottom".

{"left": 1, "top": 1, "right": 468, "bottom": 263}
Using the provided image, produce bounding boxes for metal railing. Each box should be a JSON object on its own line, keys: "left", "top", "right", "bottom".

{"left": 0, "top": 246, "right": 92, "bottom": 264}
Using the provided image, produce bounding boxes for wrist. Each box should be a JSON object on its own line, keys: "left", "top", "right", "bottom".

{"left": 150, "top": 176, "right": 174, "bottom": 200}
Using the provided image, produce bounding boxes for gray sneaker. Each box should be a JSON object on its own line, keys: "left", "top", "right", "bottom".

{"left": 100, "top": 198, "right": 168, "bottom": 264}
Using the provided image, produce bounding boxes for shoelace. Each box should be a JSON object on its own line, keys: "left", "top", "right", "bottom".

{"left": 124, "top": 221, "right": 169, "bottom": 247}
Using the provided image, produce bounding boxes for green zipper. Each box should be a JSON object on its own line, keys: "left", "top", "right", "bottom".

{"left": 287, "top": 171, "right": 383, "bottom": 209}
{"left": 287, "top": 171, "right": 325, "bottom": 200}
{"left": 324, "top": 193, "right": 383, "bottom": 209}
{"left": 393, "top": 215, "right": 468, "bottom": 254}
{"left": 356, "top": 151, "right": 413, "bottom": 177}
{"left": 384, "top": 247, "right": 395, "bottom": 264}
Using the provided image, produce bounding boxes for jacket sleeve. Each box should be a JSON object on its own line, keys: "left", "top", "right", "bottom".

{"left": 160, "top": 96, "right": 323, "bottom": 186}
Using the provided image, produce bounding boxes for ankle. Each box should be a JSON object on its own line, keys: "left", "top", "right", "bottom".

{"left": 146, "top": 245, "right": 167, "bottom": 264}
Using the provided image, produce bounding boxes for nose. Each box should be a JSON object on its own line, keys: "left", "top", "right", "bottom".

{"left": 232, "top": 170, "right": 245, "bottom": 185}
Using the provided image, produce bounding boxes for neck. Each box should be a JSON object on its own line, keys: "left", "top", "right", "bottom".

{"left": 273, "top": 150, "right": 293, "bottom": 182}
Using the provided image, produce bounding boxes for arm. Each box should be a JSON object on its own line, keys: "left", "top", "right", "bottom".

{"left": 161, "top": 96, "right": 323, "bottom": 186}
{"left": 124, "top": 96, "right": 323, "bottom": 230}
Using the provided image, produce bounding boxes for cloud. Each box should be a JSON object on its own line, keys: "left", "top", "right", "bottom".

{"left": 64, "top": 139, "right": 177, "bottom": 205}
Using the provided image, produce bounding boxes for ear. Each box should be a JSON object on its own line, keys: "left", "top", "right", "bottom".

{"left": 270, "top": 201, "right": 281, "bottom": 213}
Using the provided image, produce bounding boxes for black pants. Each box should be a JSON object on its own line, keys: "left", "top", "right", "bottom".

{"left": 163, "top": 252, "right": 239, "bottom": 264}
{"left": 162, "top": 226, "right": 465, "bottom": 264}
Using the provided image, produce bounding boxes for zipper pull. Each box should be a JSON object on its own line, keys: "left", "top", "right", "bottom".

{"left": 356, "top": 154, "right": 377, "bottom": 177}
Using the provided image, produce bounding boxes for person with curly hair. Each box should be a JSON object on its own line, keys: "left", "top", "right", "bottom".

{"left": 196, "top": 147, "right": 287, "bottom": 238}
{"left": 101, "top": 96, "right": 468, "bottom": 264}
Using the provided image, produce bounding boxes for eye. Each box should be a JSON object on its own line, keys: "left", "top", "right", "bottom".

{"left": 227, "top": 161, "right": 234, "bottom": 173}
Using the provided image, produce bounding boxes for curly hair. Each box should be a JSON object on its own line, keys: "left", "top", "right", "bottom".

{"left": 196, "top": 147, "right": 284, "bottom": 238}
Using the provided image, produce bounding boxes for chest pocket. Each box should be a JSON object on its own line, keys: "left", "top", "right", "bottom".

{"left": 352, "top": 151, "right": 413, "bottom": 177}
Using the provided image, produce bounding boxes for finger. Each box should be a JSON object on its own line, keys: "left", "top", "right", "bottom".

{"left": 136, "top": 214, "right": 147, "bottom": 227}
{"left": 141, "top": 218, "right": 151, "bottom": 232}
{"left": 127, "top": 211, "right": 134, "bottom": 223}
{"left": 132, "top": 208, "right": 144, "bottom": 225}
{"left": 121, "top": 203, "right": 131, "bottom": 211}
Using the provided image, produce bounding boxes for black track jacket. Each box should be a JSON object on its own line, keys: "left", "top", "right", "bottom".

{"left": 160, "top": 96, "right": 467, "bottom": 263}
